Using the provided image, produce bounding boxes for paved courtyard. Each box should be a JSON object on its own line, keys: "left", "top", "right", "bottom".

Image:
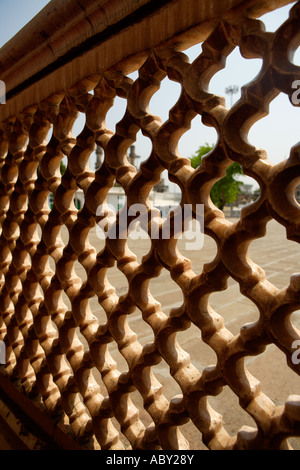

{"left": 68, "top": 218, "right": 300, "bottom": 449}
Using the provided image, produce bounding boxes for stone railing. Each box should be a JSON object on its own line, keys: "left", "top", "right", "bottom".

{"left": 0, "top": 0, "right": 299, "bottom": 450}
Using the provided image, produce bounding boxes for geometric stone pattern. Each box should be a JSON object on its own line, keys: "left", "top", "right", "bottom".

{"left": 0, "top": 0, "right": 299, "bottom": 450}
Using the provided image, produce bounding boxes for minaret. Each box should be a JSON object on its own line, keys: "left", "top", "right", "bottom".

{"left": 95, "top": 145, "right": 104, "bottom": 170}
{"left": 154, "top": 178, "right": 168, "bottom": 192}
{"left": 128, "top": 145, "right": 140, "bottom": 169}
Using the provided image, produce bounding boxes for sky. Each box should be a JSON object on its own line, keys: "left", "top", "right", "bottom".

{"left": 0, "top": 0, "right": 299, "bottom": 192}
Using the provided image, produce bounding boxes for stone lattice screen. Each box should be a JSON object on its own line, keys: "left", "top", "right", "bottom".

{"left": 0, "top": 0, "right": 299, "bottom": 450}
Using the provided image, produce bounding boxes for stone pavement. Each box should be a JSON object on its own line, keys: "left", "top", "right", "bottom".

{"left": 74, "top": 218, "right": 300, "bottom": 449}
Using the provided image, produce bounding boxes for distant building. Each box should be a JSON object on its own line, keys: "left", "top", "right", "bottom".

{"left": 236, "top": 184, "right": 256, "bottom": 206}
{"left": 154, "top": 178, "right": 168, "bottom": 193}
{"left": 49, "top": 145, "right": 181, "bottom": 214}
{"left": 127, "top": 145, "right": 140, "bottom": 169}
{"left": 94, "top": 144, "right": 141, "bottom": 171}
{"left": 69, "top": 144, "right": 179, "bottom": 214}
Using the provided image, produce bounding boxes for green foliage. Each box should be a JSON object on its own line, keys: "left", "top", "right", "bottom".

{"left": 190, "top": 143, "right": 244, "bottom": 210}
{"left": 190, "top": 143, "right": 213, "bottom": 169}
{"left": 60, "top": 161, "right": 67, "bottom": 175}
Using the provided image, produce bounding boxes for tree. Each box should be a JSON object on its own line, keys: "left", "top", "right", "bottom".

{"left": 190, "top": 143, "right": 213, "bottom": 169}
{"left": 60, "top": 161, "right": 67, "bottom": 175}
{"left": 190, "top": 143, "right": 244, "bottom": 210}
